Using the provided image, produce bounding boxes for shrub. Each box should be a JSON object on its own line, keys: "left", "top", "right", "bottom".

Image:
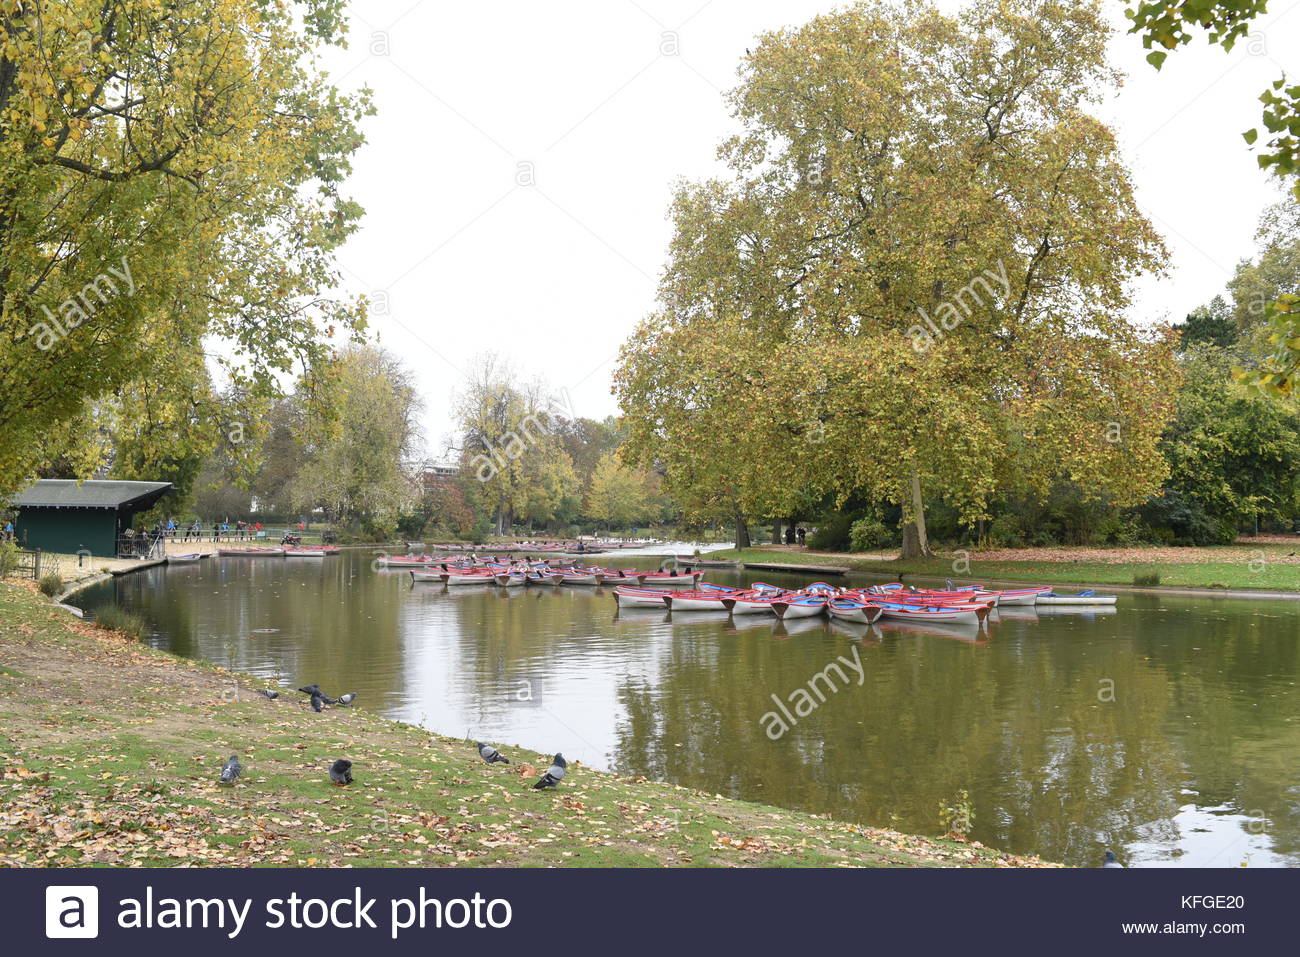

{"left": 1132, "top": 572, "right": 1161, "bottom": 587}
{"left": 938, "top": 789, "right": 975, "bottom": 841}
{"left": 0, "top": 540, "right": 19, "bottom": 578}
{"left": 92, "top": 605, "right": 148, "bottom": 639}
{"left": 38, "top": 573, "right": 63, "bottom": 597}
{"left": 986, "top": 514, "right": 1023, "bottom": 548}
{"left": 849, "top": 516, "right": 895, "bottom": 552}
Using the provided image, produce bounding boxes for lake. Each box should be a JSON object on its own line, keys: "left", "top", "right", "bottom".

{"left": 74, "top": 549, "right": 1300, "bottom": 867}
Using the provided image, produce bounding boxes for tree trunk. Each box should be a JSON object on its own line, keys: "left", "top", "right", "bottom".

{"left": 771, "top": 520, "right": 782, "bottom": 545}
{"left": 734, "top": 513, "right": 751, "bottom": 549}
{"left": 900, "top": 472, "right": 933, "bottom": 559}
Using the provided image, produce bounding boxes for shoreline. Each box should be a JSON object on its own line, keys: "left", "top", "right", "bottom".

{"left": 707, "top": 546, "right": 1300, "bottom": 598}
{"left": 0, "top": 581, "right": 1054, "bottom": 868}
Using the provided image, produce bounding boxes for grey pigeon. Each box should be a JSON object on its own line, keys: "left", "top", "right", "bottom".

{"left": 219, "top": 754, "right": 242, "bottom": 785}
{"left": 260, "top": 689, "right": 279, "bottom": 700}
{"left": 310, "top": 692, "right": 324, "bottom": 713}
{"left": 532, "top": 753, "right": 566, "bottom": 789}
{"left": 476, "top": 742, "right": 510, "bottom": 765}
{"left": 329, "top": 759, "right": 353, "bottom": 785}
{"left": 1103, "top": 850, "right": 1124, "bottom": 868}
{"left": 298, "top": 684, "right": 321, "bottom": 696}
{"left": 336, "top": 693, "right": 356, "bottom": 706}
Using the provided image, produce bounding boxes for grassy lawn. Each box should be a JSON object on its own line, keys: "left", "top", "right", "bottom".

{"left": 0, "top": 581, "right": 1049, "bottom": 868}
{"left": 710, "top": 545, "right": 1300, "bottom": 591}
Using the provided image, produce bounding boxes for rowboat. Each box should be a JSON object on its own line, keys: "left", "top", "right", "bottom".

{"left": 637, "top": 571, "right": 701, "bottom": 587}
{"left": 375, "top": 555, "right": 439, "bottom": 567}
{"left": 166, "top": 553, "right": 203, "bottom": 564}
{"left": 445, "top": 571, "right": 499, "bottom": 585}
{"left": 1036, "top": 590, "right": 1117, "bottom": 606}
{"left": 614, "top": 585, "right": 671, "bottom": 608}
{"left": 557, "top": 572, "right": 601, "bottom": 585}
{"left": 663, "top": 590, "right": 734, "bottom": 611}
{"left": 218, "top": 547, "right": 284, "bottom": 557}
{"left": 284, "top": 548, "right": 326, "bottom": 558}
{"left": 722, "top": 595, "right": 783, "bottom": 615}
{"left": 989, "top": 586, "right": 1052, "bottom": 606}
{"left": 410, "top": 570, "right": 445, "bottom": 583}
{"left": 867, "top": 600, "right": 991, "bottom": 624}
{"left": 802, "top": 582, "right": 840, "bottom": 597}
{"left": 827, "top": 598, "right": 884, "bottom": 624}
{"left": 525, "top": 571, "right": 561, "bottom": 586}
{"left": 493, "top": 572, "right": 526, "bottom": 587}
{"left": 770, "top": 595, "right": 829, "bottom": 619}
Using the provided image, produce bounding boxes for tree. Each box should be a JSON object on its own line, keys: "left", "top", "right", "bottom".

{"left": 1158, "top": 343, "right": 1300, "bottom": 539}
{"left": 1174, "top": 296, "right": 1237, "bottom": 348}
{"left": 616, "top": 0, "right": 1178, "bottom": 558}
{"left": 585, "top": 451, "right": 648, "bottom": 530}
{"left": 293, "top": 346, "right": 420, "bottom": 534}
{"left": 0, "top": 0, "right": 371, "bottom": 495}
{"left": 1128, "top": 2, "right": 1300, "bottom": 396}
{"left": 451, "top": 354, "right": 580, "bottom": 535}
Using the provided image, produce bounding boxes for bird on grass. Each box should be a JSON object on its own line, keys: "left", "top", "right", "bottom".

{"left": 329, "top": 759, "right": 353, "bottom": 785}
{"left": 1103, "top": 850, "right": 1124, "bottom": 868}
{"left": 219, "top": 755, "right": 242, "bottom": 785}
{"left": 260, "top": 689, "right": 279, "bottom": 700}
{"left": 476, "top": 742, "right": 510, "bottom": 765}
{"left": 310, "top": 692, "right": 324, "bottom": 713}
{"left": 298, "top": 684, "right": 321, "bottom": 696}
{"left": 337, "top": 693, "right": 357, "bottom": 706}
{"left": 532, "top": 753, "right": 566, "bottom": 790}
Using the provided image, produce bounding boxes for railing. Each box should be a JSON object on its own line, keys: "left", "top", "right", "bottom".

{"left": 11, "top": 548, "right": 60, "bottom": 580}
{"left": 116, "top": 532, "right": 165, "bottom": 560}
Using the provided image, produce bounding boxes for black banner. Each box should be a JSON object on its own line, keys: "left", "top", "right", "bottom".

{"left": 5, "top": 866, "right": 1291, "bottom": 954}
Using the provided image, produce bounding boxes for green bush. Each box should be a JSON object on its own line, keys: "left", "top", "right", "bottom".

{"left": 92, "top": 605, "right": 148, "bottom": 639}
{"left": 38, "top": 573, "right": 63, "bottom": 597}
{"left": 986, "top": 514, "right": 1023, "bottom": 548}
{"left": 849, "top": 516, "right": 895, "bottom": 552}
{"left": 1132, "top": 572, "right": 1161, "bottom": 587}
{"left": 0, "top": 540, "right": 19, "bottom": 578}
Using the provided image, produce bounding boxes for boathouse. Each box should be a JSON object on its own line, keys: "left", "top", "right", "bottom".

{"left": 7, "top": 479, "right": 173, "bottom": 556}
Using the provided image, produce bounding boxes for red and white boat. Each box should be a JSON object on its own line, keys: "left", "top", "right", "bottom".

{"left": 663, "top": 590, "right": 736, "bottom": 611}
{"left": 770, "top": 595, "right": 829, "bottom": 619}
{"left": 828, "top": 598, "right": 884, "bottom": 624}
{"left": 218, "top": 547, "right": 284, "bottom": 557}
{"left": 410, "top": 570, "right": 445, "bottom": 582}
{"left": 614, "top": 585, "right": 670, "bottom": 608}
{"left": 722, "top": 595, "right": 785, "bottom": 615}
{"left": 866, "top": 599, "right": 991, "bottom": 624}
{"left": 493, "top": 571, "right": 526, "bottom": 587}
{"left": 445, "top": 570, "right": 499, "bottom": 585}
{"left": 636, "top": 571, "right": 701, "bottom": 587}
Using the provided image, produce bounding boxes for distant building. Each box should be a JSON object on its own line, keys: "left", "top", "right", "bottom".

{"left": 407, "top": 460, "right": 460, "bottom": 494}
{"left": 8, "top": 479, "right": 173, "bottom": 556}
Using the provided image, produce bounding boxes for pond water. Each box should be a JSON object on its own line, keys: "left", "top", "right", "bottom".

{"left": 75, "top": 549, "right": 1300, "bottom": 867}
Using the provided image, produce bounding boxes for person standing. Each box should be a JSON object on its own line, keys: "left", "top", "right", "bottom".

{"left": 797, "top": 527, "right": 807, "bottom": 547}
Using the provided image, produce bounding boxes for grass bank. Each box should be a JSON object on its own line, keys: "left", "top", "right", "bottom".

{"left": 0, "top": 582, "right": 1049, "bottom": 868}
{"left": 710, "top": 543, "right": 1300, "bottom": 591}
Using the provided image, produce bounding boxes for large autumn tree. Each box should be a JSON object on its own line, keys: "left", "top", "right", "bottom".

{"left": 616, "top": 0, "right": 1178, "bottom": 555}
{"left": 0, "top": 0, "right": 370, "bottom": 494}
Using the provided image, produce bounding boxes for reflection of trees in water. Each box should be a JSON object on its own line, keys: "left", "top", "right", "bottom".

{"left": 611, "top": 629, "right": 1200, "bottom": 865}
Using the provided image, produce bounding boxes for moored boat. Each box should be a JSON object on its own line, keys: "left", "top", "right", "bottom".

{"left": 218, "top": 547, "right": 284, "bottom": 557}
{"left": 770, "top": 595, "right": 829, "bottom": 619}
{"left": 867, "top": 599, "right": 991, "bottom": 624}
{"left": 166, "top": 553, "right": 203, "bottom": 564}
{"left": 827, "top": 598, "right": 884, "bottom": 624}
{"left": 614, "top": 585, "right": 670, "bottom": 608}
{"left": 663, "top": 590, "right": 735, "bottom": 611}
{"left": 1036, "top": 590, "right": 1117, "bottom": 605}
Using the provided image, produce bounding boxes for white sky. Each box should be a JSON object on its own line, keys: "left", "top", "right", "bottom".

{"left": 320, "top": 0, "right": 1300, "bottom": 450}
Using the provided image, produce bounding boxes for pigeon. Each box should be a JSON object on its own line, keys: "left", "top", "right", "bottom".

{"left": 310, "top": 692, "right": 324, "bottom": 713}
{"left": 532, "top": 753, "right": 566, "bottom": 789}
{"left": 298, "top": 684, "right": 321, "bottom": 696}
{"left": 1103, "top": 850, "right": 1124, "bottom": 868}
{"left": 219, "top": 755, "right": 242, "bottom": 785}
{"left": 337, "top": 693, "right": 356, "bottom": 706}
{"left": 260, "top": 689, "right": 279, "bottom": 700}
{"left": 476, "top": 742, "right": 510, "bottom": 765}
{"left": 329, "top": 759, "right": 353, "bottom": 785}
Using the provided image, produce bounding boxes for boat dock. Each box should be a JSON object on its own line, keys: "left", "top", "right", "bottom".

{"left": 740, "top": 561, "right": 850, "bottom": 576}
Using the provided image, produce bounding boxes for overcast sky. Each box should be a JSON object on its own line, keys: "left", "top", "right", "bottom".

{"left": 320, "top": 0, "right": 1300, "bottom": 453}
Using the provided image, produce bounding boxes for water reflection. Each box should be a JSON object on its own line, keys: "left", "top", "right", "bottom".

{"left": 76, "top": 551, "right": 1300, "bottom": 867}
